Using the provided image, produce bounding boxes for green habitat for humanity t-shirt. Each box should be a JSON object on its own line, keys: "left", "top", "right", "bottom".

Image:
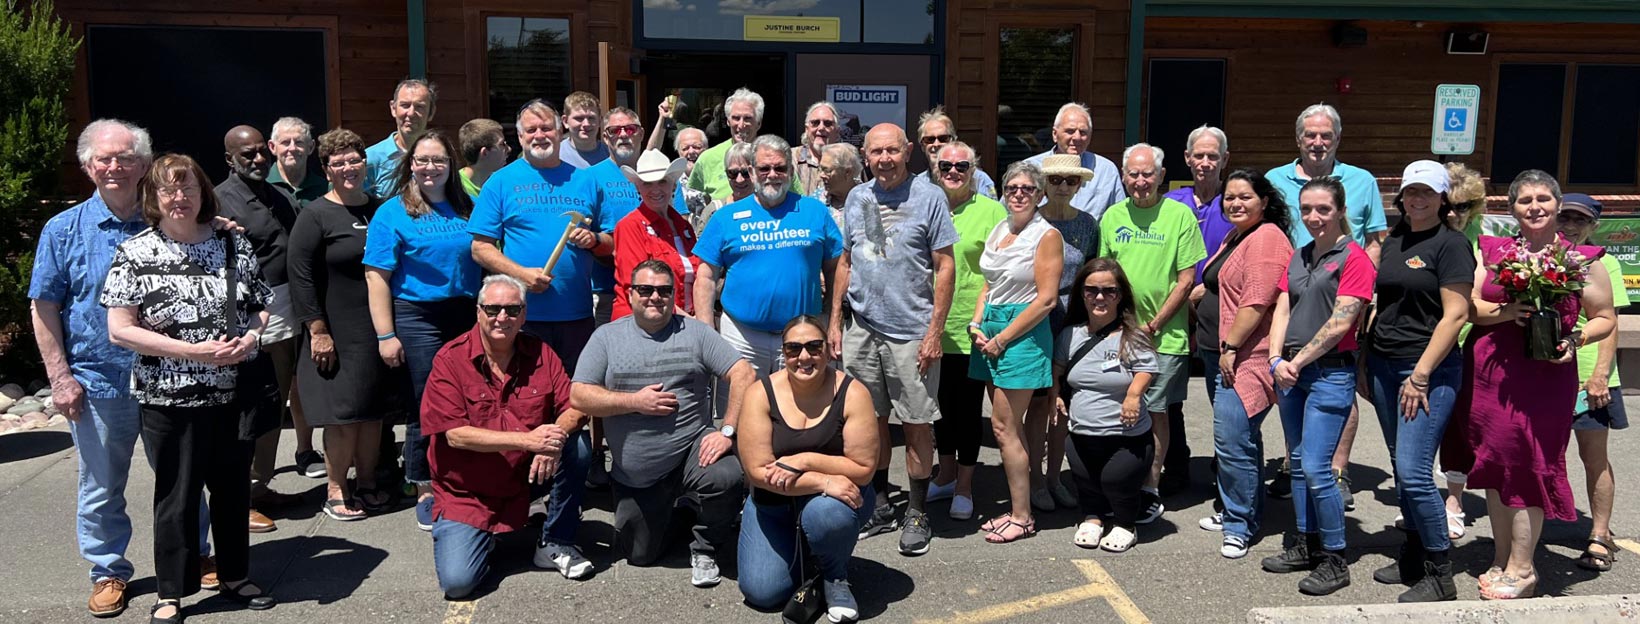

{"left": 1577, "top": 254, "right": 1629, "bottom": 387}
{"left": 942, "top": 194, "right": 1008, "bottom": 354}
{"left": 1099, "top": 197, "right": 1207, "bottom": 355}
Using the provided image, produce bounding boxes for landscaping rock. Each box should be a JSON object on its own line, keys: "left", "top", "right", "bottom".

{"left": 24, "top": 379, "right": 48, "bottom": 394}
{"left": 0, "top": 383, "right": 23, "bottom": 400}
{"left": 20, "top": 411, "right": 48, "bottom": 428}
{"left": 8, "top": 399, "right": 44, "bottom": 415}
{"left": 33, "top": 386, "right": 52, "bottom": 398}
{"left": 0, "top": 395, "right": 13, "bottom": 412}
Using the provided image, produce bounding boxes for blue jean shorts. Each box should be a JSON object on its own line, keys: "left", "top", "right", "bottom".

{"left": 1572, "top": 388, "right": 1629, "bottom": 431}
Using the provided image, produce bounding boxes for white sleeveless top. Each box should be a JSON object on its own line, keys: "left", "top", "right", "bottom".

{"left": 979, "top": 213, "right": 1052, "bottom": 306}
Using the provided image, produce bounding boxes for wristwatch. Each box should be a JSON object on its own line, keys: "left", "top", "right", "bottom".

{"left": 718, "top": 424, "right": 736, "bottom": 439}
{"left": 1221, "top": 341, "right": 1240, "bottom": 353}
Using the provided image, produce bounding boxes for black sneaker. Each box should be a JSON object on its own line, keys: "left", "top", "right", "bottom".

{"left": 1261, "top": 533, "right": 1320, "bottom": 573}
{"left": 294, "top": 450, "right": 326, "bottom": 478}
{"left": 1336, "top": 468, "right": 1355, "bottom": 511}
{"left": 1373, "top": 531, "right": 1426, "bottom": 586}
{"left": 1268, "top": 460, "right": 1292, "bottom": 499}
{"left": 898, "top": 510, "right": 931, "bottom": 556}
{"left": 1136, "top": 490, "right": 1165, "bottom": 525}
{"left": 585, "top": 449, "right": 610, "bottom": 490}
{"left": 1397, "top": 559, "right": 1456, "bottom": 603}
{"left": 1298, "top": 549, "right": 1351, "bottom": 596}
{"left": 858, "top": 504, "right": 899, "bottom": 540}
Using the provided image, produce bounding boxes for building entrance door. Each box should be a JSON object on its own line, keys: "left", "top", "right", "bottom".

{"left": 636, "top": 52, "right": 786, "bottom": 158}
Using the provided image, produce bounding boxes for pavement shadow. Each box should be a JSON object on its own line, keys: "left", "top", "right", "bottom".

{"left": 189, "top": 535, "right": 388, "bottom": 611}
{"left": 0, "top": 430, "right": 71, "bottom": 463}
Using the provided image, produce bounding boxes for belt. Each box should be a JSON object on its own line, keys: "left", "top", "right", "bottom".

{"left": 1283, "top": 349, "right": 1356, "bottom": 369}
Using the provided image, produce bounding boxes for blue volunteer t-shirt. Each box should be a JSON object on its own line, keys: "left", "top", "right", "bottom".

{"left": 468, "top": 158, "right": 597, "bottom": 322}
{"left": 585, "top": 160, "right": 696, "bottom": 292}
{"left": 363, "top": 198, "right": 482, "bottom": 302}
{"left": 694, "top": 193, "right": 843, "bottom": 332}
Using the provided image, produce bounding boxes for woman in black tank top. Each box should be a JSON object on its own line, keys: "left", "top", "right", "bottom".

{"left": 735, "top": 316, "right": 879, "bottom": 622}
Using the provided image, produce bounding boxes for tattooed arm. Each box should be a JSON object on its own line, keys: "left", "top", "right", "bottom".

{"left": 1288, "top": 294, "right": 1368, "bottom": 369}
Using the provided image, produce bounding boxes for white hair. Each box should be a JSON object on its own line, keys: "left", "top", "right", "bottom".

{"left": 1053, "top": 102, "right": 1092, "bottom": 129}
{"left": 479, "top": 274, "right": 529, "bottom": 304}
{"left": 1184, "top": 125, "right": 1228, "bottom": 158}
{"left": 515, "top": 100, "right": 561, "bottom": 136}
{"left": 751, "top": 134, "right": 792, "bottom": 167}
{"left": 805, "top": 100, "right": 839, "bottom": 123}
{"left": 725, "top": 88, "right": 766, "bottom": 124}
{"left": 821, "top": 142, "right": 862, "bottom": 177}
{"left": 270, "top": 117, "right": 314, "bottom": 144}
{"left": 726, "top": 141, "right": 757, "bottom": 167}
{"left": 76, "top": 119, "right": 152, "bottom": 166}
{"left": 1121, "top": 143, "right": 1165, "bottom": 170}
{"left": 674, "top": 127, "right": 706, "bottom": 152}
{"left": 1295, "top": 103, "right": 1342, "bottom": 139}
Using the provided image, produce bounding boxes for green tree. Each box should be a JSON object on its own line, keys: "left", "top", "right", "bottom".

{"left": 0, "top": 0, "right": 78, "bottom": 375}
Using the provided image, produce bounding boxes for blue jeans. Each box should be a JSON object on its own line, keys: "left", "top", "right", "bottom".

{"left": 395, "top": 298, "right": 474, "bottom": 484}
{"left": 737, "top": 486, "right": 875, "bottom": 610}
{"left": 431, "top": 432, "right": 590, "bottom": 599}
{"left": 72, "top": 397, "right": 209, "bottom": 582}
{"left": 1366, "top": 352, "right": 1462, "bottom": 552}
{"left": 1212, "top": 374, "right": 1270, "bottom": 541}
{"left": 1277, "top": 364, "right": 1354, "bottom": 551}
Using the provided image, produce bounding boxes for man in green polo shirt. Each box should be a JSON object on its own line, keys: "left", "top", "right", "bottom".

{"left": 688, "top": 88, "right": 766, "bottom": 200}
{"left": 267, "top": 117, "right": 327, "bottom": 203}
{"left": 457, "top": 118, "right": 510, "bottom": 198}
{"left": 1265, "top": 103, "right": 1388, "bottom": 264}
{"left": 1099, "top": 143, "right": 1206, "bottom": 524}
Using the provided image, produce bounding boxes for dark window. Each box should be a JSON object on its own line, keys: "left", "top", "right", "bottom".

{"left": 1568, "top": 65, "right": 1640, "bottom": 186}
{"left": 486, "top": 16, "right": 572, "bottom": 143}
{"left": 1490, "top": 64, "right": 1566, "bottom": 186}
{"left": 85, "top": 25, "right": 328, "bottom": 184}
{"left": 641, "top": 0, "right": 932, "bottom": 45}
{"left": 996, "top": 28, "right": 1075, "bottom": 175}
{"left": 1146, "top": 58, "right": 1226, "bottom": 186}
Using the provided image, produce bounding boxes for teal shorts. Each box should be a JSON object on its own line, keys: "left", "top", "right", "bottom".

{"left": 968, "top": 302, "right": 1053, "bottom": 390}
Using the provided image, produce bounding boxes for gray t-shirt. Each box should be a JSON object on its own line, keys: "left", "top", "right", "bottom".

{"left": 1056, "top": 325, "right": 1159, "bottom": 437}
{"left": 558, "top": 138, "right": 609, "bottom": 170}
{"left": 841, "top": 175, "right": 960, "bottom": 340}
{"left": 573, "top": 315, "right": 743, "bottom": 488}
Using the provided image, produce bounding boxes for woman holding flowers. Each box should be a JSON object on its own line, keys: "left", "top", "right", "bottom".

{"left": 1455, "top": 169, "right": 1616, "bottom": 600}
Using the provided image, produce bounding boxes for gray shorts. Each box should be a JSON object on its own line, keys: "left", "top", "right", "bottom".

{"left": 842, "top": 317, "right": 941, "bottom": 425}
{"left": 1142, "top": 352, "right": 1190, "bottom": 412}
{"left": 1572, "top": 389, "right": 1630, "bottom": 431}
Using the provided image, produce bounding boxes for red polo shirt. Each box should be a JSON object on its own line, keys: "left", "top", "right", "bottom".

{"left": 612, "top": 203, "right": 700, "bottom": 320}
{"left": 422, "top": 326, "right": 571, "bottom": 533}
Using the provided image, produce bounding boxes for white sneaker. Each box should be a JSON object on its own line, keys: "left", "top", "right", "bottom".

{"left": 1198, "top": 513, "right": 1223, "bottom": 532}
{"left": 1220, "top": 536, "right": 1249, "bottom": 559}
{"left": 949, "top": 494, "right": 974, "bottom": 521}
{"left": 690, "top": 553, "right": 721, "bottom": 587}
{"left": 534, "top": 542, "right": 592, "bottom": 579}
{"left": 926, "top": 479, "right": 955, "bottom": 503}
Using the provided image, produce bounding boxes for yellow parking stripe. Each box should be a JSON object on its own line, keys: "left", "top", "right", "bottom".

{"left": 1614, "top": 538, "right": 1640, "bottom": 556}
{"left": 915, "top": 559, "right": 1151, "bottom": 624}
{"left": 442, "top": 600, "right": 476, "bottom": 624}
{"left": 1074, "top": 559, "right": 1152, "bottom": 624}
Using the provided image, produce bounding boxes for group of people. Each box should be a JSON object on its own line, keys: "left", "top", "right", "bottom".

{"left": 30, "top": 76, "right": 1628, "bottom": 623}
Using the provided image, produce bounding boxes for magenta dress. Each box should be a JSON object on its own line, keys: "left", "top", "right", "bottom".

{"left": 1458, "top": 235, "right": 1602, "bottom": 521}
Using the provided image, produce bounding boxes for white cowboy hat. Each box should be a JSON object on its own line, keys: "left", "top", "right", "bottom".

{"left": 621, "top": 149, "right": 688, "bottom": 185}
{"left": 1039, "top": 153, "right": 1094, "bottom": 179}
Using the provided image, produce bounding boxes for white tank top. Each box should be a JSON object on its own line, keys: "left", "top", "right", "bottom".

{"left": 979, "top": 213, "right": 1052, "bottom": 306}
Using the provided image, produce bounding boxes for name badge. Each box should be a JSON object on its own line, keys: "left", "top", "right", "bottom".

{"left": 1101, "top": 359, "right": 1122, "bottom": 372}
{"left": 733, "top": 210, "right": 752, "bottom": 220}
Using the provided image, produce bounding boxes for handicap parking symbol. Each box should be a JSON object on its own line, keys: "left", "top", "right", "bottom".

{"left": 1444, "top": 108, "right": 1468, "bottom": 132}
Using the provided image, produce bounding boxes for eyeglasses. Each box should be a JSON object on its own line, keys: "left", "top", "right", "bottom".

{"left": 92, "top": 154, "right": 141, "bottom": 168}
{"left": 726, "top": 168, "right": 753, "bottom": 180}
{"left": 412, "top": 156, "right": 450, "bottom": 168}
{"left": 1082, "top": 286, "right": 1121, "bottom": 299}
{"left": 756, "top": 165, "right": 789, "bottom": 175}
{"left": 806, "top": 119, "right": 836, "bottom": 128}
{"left": 936, "top": 160, "right": 973, "bottom": 173}
{"left": 605, "top": 124, "right": 642, "bottom": 137}
{"left": 1047, "top": 175, "right": 1081, "bottom": 186}
{"left": 155, "top": 185, "right": 200, "bottom": 199}
{"left": 327, "top": 157, "right": 366, "bottom": 170}
{"left": 1003, "top": 184, "right": 1039, "bottom": 196}
{"left": 782, "top": 339, "right": 826, "bottom": 358}
{"left": 478, "top": 304, "right": 524, "bottom": 318}
{"left": 920, "top": 134, "right": 954, "bottom": 145}
{"left": 631, "top": 284, "right": 674, "bottom": 298}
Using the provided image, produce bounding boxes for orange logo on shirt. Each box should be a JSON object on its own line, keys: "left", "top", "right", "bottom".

{"left": 1405, "top": 256, "right": 1427, "bottom": 270}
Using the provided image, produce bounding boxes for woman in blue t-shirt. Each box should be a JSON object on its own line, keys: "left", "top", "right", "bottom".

{"left": 362, "top": 129, "right": 481, "bottom": 530}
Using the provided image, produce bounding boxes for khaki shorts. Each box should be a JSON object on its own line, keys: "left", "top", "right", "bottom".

{"left": 1142, "top": 352, "right": 1190, "bottom": 412}
{"left": 842, "top": 317, "right": 941, "bottom": 425}
{"left": 260, "top": 283, "right": 297, "bottom": 344}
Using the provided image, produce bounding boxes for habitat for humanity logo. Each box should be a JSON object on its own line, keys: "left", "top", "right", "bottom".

{"left": 1114, "top": 226, "right": 1164, "bottom": 245}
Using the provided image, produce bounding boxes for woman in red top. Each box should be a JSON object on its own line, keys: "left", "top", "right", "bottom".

{"left": 613, "top": 150, "right": 700, "bottom": 320}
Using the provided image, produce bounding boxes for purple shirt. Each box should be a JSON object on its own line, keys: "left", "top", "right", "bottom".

{"left": 1165, "top": 186, "right": 1234, "bottom": 284}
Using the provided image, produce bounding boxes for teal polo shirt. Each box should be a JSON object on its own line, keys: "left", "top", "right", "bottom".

{"left": 1265, "top": 159, "right": 1389, "bottom": 248}
{"left": 268, "top": 164, "right": 328, "bottom": 203}
{"left": 365, "top": 134, "right": 405, "bottom": 198}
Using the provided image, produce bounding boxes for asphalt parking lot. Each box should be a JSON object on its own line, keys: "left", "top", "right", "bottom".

{"left": 2, "top": 390, "right": 1637, "bottom": 623}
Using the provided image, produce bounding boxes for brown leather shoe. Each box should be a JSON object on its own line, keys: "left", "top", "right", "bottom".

{"left": 248, "top": 508, "right": 277, "bottom": 533}
{"left": 200, "top": 555, "right": 220, "bottom": 590}
{"left": 88, "top": 577, "right": 127, "bottom": 617}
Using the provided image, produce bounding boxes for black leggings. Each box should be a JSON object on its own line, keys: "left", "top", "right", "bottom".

{"left": 1069, "top": 430, "right": 1154, "bottom": 529}
{"left": 935, "top": 352, "right": 984, "bottom": 466}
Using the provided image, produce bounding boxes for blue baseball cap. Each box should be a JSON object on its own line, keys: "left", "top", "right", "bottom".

{"left": 1562, "top": 193, "right": 1602, "bottom": 219}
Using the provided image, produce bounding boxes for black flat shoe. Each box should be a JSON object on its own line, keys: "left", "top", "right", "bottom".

{"left": 150, "top": 600, "right": 184, "bottom": 624}
{"left": 219, "top": 582, "right": 277, "bottom": 610}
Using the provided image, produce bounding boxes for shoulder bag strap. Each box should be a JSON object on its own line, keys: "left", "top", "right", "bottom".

{"left": 221, "top": 230, "right": 240, "bottom": 338}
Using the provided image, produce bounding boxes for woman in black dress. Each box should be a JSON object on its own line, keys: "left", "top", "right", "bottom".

{"left": 287, "top": 129, "right": 403, "bottom": 520}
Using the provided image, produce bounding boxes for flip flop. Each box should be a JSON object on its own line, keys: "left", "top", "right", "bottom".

{"left": 1073, "top": 521, "right": 1104, "bottom": 548}
{"left": 323, "top": 498, "right": 366, "bottom": 522}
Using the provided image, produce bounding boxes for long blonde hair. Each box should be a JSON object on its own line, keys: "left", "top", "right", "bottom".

{"left": 1444, "top": 162, "right": 1487, "bottom": 230}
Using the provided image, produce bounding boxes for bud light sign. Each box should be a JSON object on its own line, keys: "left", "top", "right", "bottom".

{"left": 826, "top": 84, "right": 907, "bottom": 134}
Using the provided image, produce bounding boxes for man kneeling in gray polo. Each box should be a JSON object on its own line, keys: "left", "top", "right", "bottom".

{"left": 571, "top": 259, "right": 756, "bottom": 587}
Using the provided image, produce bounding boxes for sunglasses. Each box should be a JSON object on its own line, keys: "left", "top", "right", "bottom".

{"left": 1047, "top": 175, "right": 1081, "bottom": 186}
{"left": 936, "top": 160, "right": 973, "bottom": 173}
{"left": 605, "top": 124, "right": 642, "bottom": 137}
{"left": 478, "top": 304, "right": 524, "bottom": 318}
{"left": 756, "top": 165, "right": 789, "bottom": 175}
{"left": 1082, "top": 286, "right": 1121, "bottom": 299}
{"left": 1003, "top": 184, "right": 1039, "bottom": 196}
{"left": 726, "top": 168, "right": 753, "bottom": 180}
{"left": 782, "top": 339, "right": 826, "bottom": 358}
{"left": 631, "top": 284, "right": 674, "bottom": 298}
{"left": 920, "top": 134, "right": 954, "bottom": 145}
{"left": 807, "top": 119, "right": 836, "bottom": 128}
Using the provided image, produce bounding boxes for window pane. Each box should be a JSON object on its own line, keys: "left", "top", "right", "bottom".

{"left": 1489, "top": 63, "right": 1565, "bottom": 186}
{"left": 641, "top": 0, "right": 931, "bottom": 44}
{"left": 487, "top": 16, "right": 572, "bottom": 143}
{"left": 1146, "top": 59, "right": 1226, "bottom": 186}
{"left": 997, "top": 28, "right": 1075, "bottom": 174}
{"left": 862, "top": 1, "right": 935, "bottom": 45}
{"left": 1568, "top": 64, "right": 1640, "bottom": 186}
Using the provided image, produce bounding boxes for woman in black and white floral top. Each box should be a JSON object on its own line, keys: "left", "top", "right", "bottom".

{"left": 101, "top": 154, "right": 278, "bottom": 622}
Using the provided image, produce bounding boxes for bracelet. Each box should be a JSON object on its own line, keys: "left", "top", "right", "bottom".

{"left": 1269, "top": 356, "right": 1284, "bottom": 373}
{"left": 968, "top": 322, "right": 983, "bottom": 331}
{"left": 377, "top": 331, "right": 396, "bottom": 341}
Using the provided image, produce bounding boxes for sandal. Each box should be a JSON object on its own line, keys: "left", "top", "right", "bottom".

{"left": 981, "top": 512, "right": 1013, "bottom": 534}
{"left": 1100, "top": 526, "right": 1137, "bottom": 553}
{"left": 1478, "top": 566, "right": 1503, "bottom": 592}
{"left": 1446, "top": 510, "right": 1466, "bottom": 540}
{"left": 150, "top": 599, "right": 183, "bottom": 624}
{"left": 219, "top": 580, "right": 277, "bottom": 610}
{"left": 984, "top": 517, "right": 1037, "bottom": 544}
{"left": 1479, "top": 570, "right": 1537, "bottom": 600}
{"left": 1073, "top": 520, "right": 1104, "bottom": 548}
{"left": 1577, "top": 535, "right": 1621, "bottom": 572}
{"left": 323, "top": 499, "right": 366, "bottom": 522}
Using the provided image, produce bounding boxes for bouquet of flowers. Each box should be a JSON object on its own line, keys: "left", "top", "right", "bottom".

{"left": 1488, "top": 238, "right": 1592, "bottom": 360}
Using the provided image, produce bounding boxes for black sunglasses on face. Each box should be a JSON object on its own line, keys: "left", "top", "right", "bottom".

{"left": 782, "top": 339, "right": 826, "bottom": 358}
{"left": 1048, "top": 175, "right": 1081, "bottom": 186}
{"left": 631, "top": 284, "right": 674, "bottom": 298}
{"left": 920, "top": 134, "right": 954, "bottom": 145}
{"left": 936, "top": 160, "right": 973, "bottom": 173}
{"left": 479, "top": 304, "right": 524, "bottom": 318}
{"left": 1082, "top": 286, "right": 1121, "bottom": 299}
{"left": 726, "top": 168, "right": 753, "bottom": 180}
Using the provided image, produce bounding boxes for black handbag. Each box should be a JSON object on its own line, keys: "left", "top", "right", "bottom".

{"left": 220, "top": 231, "right": 281, "bottom": 441}
{"left": 781, "top": 509, "right": 825, "bottom": 624}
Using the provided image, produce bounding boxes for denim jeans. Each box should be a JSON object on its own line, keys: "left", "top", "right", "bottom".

{"left": 1277, "top": 364, "right": 1354, "bottom": 551}
{"left": 1212, "top": 373, "right": 1270, "bottom": 541}
{"left": 1366, "top": 352, "right": 1462, "bottom": 552}
{"left": 543, "top": 431, "right": 592, "bottom": 546}
{"left": 395, "top": 298, "right": 474, "bottom": 484}
{"left": 72, "top": 397, "right": 210, "bottom": 583}
{"left": 737, "top": 486, "right": 875, "bottom": 610}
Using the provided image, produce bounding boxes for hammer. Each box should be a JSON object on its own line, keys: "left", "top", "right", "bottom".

{"left": 542, "top": 211, "right": 589, "bottom": 275}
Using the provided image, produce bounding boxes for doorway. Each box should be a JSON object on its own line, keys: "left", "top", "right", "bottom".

{"left": 641, "top": 52, "right": 786, "bottom": 157}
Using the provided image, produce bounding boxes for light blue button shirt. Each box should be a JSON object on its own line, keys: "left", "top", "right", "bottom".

{"left": 28, "top": 194, "right": 148, "bottom": 398}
